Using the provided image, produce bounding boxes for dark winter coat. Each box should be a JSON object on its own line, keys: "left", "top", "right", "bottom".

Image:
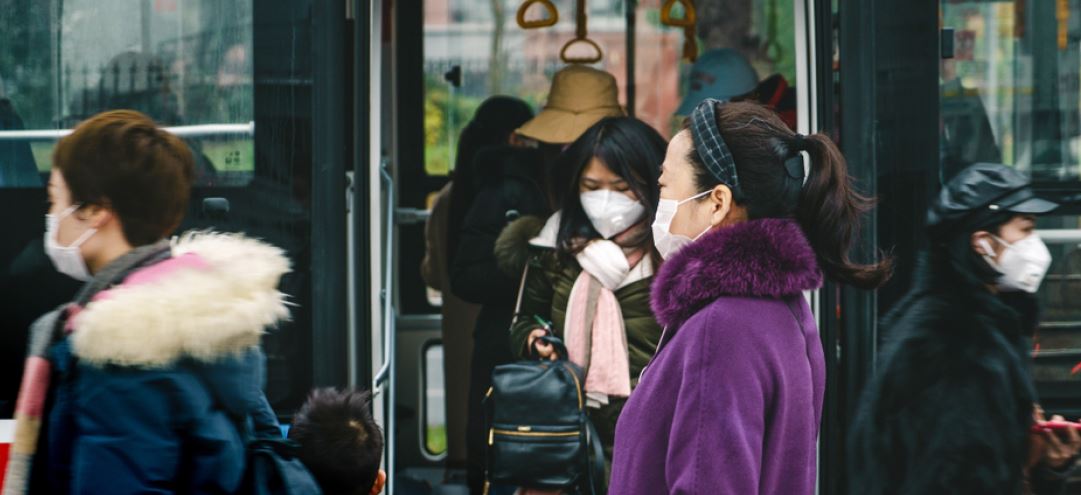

{"left": 610, "top": 219, "right": 825, "bottom": 495}
{"left": 848, "top": 251, "right": 1067, "bottom": 495}
{"left": 448, "top": 144, "right": 550, "bottom": 492}
{"left": 32, "top": 233, "right": 290, "bottom": 493}
{"left": 493, "top": 213, "right": 663, "bottom": 464}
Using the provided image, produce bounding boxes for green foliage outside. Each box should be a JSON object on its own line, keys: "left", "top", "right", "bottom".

{"left": 28, "top": 139, "right": 253, "bottom": 174}
{"left": 424, "top": 73, "right": 484, "bottom": 176}
{"left": 201, "top": 139, "right": 255, "bottom": 173}
{"left": 426, "top": 424, "right": 447, "bottom": 456}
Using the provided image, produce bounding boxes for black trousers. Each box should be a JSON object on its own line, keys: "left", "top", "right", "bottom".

{"left": 465, "top": 306, "right": 516, "bottom": 495}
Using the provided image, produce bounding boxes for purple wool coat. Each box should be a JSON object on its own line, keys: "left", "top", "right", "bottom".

{"left": 609, "top": 219, "right": 825, "bottom": 495}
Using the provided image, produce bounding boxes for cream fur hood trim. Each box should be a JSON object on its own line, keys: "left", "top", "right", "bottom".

{"left": 71, "top": 232, "right": 292, "bottom": 369}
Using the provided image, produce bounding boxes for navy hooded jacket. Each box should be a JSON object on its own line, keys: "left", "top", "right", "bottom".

{"left": 32, "top": 233, "right": 291, "bottom": 494}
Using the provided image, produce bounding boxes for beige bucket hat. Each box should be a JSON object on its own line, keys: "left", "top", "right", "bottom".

{"left": 516, "top": 66, "right": 625, "bottom": 144}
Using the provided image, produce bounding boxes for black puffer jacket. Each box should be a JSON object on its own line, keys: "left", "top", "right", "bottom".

{"left": 849, "top": 250, "right": 1068, "bottom": 495}
{"left": 448, "top": 144, "right": 550, "bottom": 493}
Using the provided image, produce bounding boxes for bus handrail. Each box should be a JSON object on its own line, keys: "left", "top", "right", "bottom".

{"left": 374, "top": 163, "right": 395, "bottom": 389}
{"left": 1037, "top": 229, "right": 1081, "bottom": 244}
{"left": 373, "top": 161, "right": 397, "bottom": 495}
{"left": 0, "top": 122, "right": 255, "bottom": 141}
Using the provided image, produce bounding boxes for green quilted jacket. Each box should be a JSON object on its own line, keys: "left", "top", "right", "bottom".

{"left": 493, "top": 214, "right": 663, "bottom": 464}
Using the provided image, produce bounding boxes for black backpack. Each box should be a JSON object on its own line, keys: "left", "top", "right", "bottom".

{"left": 484, "top": 336, "right": 606, "bottom": 494}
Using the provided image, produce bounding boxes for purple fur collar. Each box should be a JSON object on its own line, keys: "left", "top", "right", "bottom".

{"left": 651, "top": 218, "right": 822, "bottom": 327}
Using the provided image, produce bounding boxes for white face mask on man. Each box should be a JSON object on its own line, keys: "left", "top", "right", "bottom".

{"left": 580, "top": 189, "right": 646, "bottom": 239}
{"left": 979, "top": 233, "right": 1052, "bottom": 293}
{"left": 45, "top": 204, "right": 97, "bottom": 282}
{"left": 651, "top": 190, "right": 712, "bottom": 259}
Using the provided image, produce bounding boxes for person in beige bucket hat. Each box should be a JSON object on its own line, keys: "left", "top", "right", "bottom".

{"left": 517, "top": 65, "right": 625, "bottom": 145}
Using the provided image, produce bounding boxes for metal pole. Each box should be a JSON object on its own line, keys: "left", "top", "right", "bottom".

{"left": 141, "top": 0, "right": 152, "bottom": 54}
{"left": 0, "top": 122, "right": 255, "bottom": 141}
{"left": 625, "top": 0, "right": 637, "bottom": 118}
{"left": 373, "top": 165, "right": 397, "bottom": 495}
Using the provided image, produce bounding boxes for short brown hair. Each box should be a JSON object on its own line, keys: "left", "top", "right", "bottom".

{"left": 53, "top": 110, "right": 194, "bottom": 246}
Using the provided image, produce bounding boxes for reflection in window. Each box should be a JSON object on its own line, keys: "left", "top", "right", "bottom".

{"left": 0, "top": 0, "right": 254, "bottom": 187}
{"left": 941, "top": 1, "right": 1081, "bottom": 182}
{"left": 424, "top": 343, "right": 447, "bottom": 456}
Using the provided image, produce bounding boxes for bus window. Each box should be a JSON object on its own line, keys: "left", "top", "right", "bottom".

{"left": 424, "top": 343, "right": 447, "bottom": 456}
{"left": 423, "top": 0, "right": 799, "bottom": 174}
{"left": 940, "top": 1, "right": 1081, "bottom": 181}
{"left": 0, "top": 1, "right": 254, "bottom": 187}
{"left": 0, "top": 1, "right": 321, "bottom": 417}
{"left": 422, "top": 0, "right": 687, "bottom": 177}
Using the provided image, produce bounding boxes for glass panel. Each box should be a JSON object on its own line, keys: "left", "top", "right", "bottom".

{"left": 1031, "top": 214, "right": 1081, "bottom": 413}
{"left": 423, "top": 0, "right": 573, "bottom": 176}
{"left": 0, "top": 0, "right": 254, "bottom": 187}
{"left": 421, "top": 0, "right": 799, "bottom": 160}
{"left": 0, "top": 0, "right": 315, "bottom": 416}
{"left": 424, "top": 343, "right": 447, "bottom": 456}
{"left": 624, "top": 0, "right": 683, "bottom": 136}
{"left": 668, "top": 0, "right": 800, "bottom": 135}
{"left": 940, "top": 1, "right": 1081, "bottom": 182}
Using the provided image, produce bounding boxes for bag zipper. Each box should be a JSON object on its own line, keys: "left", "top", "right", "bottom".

{"left": 563, "top": 362, "right": 584, "bottom": 410}
{"left": 488, "top": 427, "right": 581, "bottom": 445}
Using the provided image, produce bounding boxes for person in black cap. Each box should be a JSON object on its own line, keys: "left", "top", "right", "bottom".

{"left": 849, "top": 162, "right": 1080, "bottom": 495}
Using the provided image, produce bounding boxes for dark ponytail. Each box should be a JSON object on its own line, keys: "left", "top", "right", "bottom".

{"left": 796, "top": 133, "right": 891, "bottom": 289}
{"left": 687, "top": 101, "right": 891, "bottom": 289}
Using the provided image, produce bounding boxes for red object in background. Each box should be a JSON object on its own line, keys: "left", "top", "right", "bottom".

{"left": 0, "top": 419, "right": 11, "bottom": 489}
{"left": 154, "top": 0, "right": 177, "bottom": 12}
{"left": 1032, "top": 420, "right": 1081, "bottom": 433}
{"left": 955, "top": 30, "right": 976, "bottom": 61}
{"left": 0, "top": 442, "right": 8, "bottom": 488}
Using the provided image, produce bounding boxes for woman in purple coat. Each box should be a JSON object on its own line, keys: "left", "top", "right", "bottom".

{"left": 609, "top": 100, "right": 890, "bottom": 494}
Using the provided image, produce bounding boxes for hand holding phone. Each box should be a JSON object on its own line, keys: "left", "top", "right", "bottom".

{"left": 1031, "top": 420, "right": 1081, "bottom": 434}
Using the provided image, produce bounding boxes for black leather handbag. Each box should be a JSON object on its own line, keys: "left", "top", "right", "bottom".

{"left": 484, "top": 335, "right": 606, "bottom": 495}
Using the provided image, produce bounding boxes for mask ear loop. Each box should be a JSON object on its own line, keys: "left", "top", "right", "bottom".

{"left": 57, "top": 203, "right": 82, "bottom": 219}
{"left": 57, "top": 204, "right": 98, "bottom": 248}
{"left": 977, "top": 237, "right": 1003, "bottom": 272}
{"left": 677, "top": 189, "right": 713, "bottom": 205}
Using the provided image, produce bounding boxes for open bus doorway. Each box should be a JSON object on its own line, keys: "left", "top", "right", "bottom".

{"left": 388, "top": 0, "right": 812, "bottom": 492}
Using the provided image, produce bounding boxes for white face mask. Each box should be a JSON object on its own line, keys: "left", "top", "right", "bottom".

{"left": 45, "top": 205, "right": 97, "bottom": 282}
{"left": 979, "top": 233, "right": 1052, "bottom": 293}
{"left": 580, "top": 189, "right": 646, "bottom": 239}
{"left": 651, "top": 190, "right": 712, "bottom": 259}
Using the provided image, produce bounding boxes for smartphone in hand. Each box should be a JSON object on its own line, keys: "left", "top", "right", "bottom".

{"left": 1031, "top": 420, "right": 1081, "bottom": 433}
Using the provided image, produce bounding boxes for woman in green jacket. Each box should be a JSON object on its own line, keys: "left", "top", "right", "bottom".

{"left": 494, "top": 117, "right": 666, "bottom": 470}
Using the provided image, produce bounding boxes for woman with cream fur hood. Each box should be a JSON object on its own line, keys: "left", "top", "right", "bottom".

{"left": 3, "top": 111, "right": 291, "bottom": 494}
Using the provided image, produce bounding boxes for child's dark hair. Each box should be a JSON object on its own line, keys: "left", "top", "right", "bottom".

{"left": 289, "top": 388, "right": 384, "bottom": 495}
{"left": 686, "top": 101, "right": 892, "bottom": 289}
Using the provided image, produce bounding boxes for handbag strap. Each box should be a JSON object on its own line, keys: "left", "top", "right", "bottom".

{"left": 511, "top": 260, "right": 531, "bottom": 325}
{"left": 583, "top": 419, "right": 606, "bottom": 495}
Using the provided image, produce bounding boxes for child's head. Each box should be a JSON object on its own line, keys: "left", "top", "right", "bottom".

{"left": 289, "top": 388, "right": 386, "bottom": 495}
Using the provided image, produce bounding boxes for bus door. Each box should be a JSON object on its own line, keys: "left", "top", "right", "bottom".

{"left": 0, "top": 0, "right": 358, "bottom": 420}
{"left": 383, "top": 0, "right": 820, "bottom": 492}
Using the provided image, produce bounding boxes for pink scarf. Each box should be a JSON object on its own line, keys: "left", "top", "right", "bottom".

{"left": 563, "top": 232, "right": 646, "bottom": 409}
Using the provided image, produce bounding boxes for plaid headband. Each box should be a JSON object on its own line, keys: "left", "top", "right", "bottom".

{"left": 690, "top": 99, "right": 740, "bottom": 192}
